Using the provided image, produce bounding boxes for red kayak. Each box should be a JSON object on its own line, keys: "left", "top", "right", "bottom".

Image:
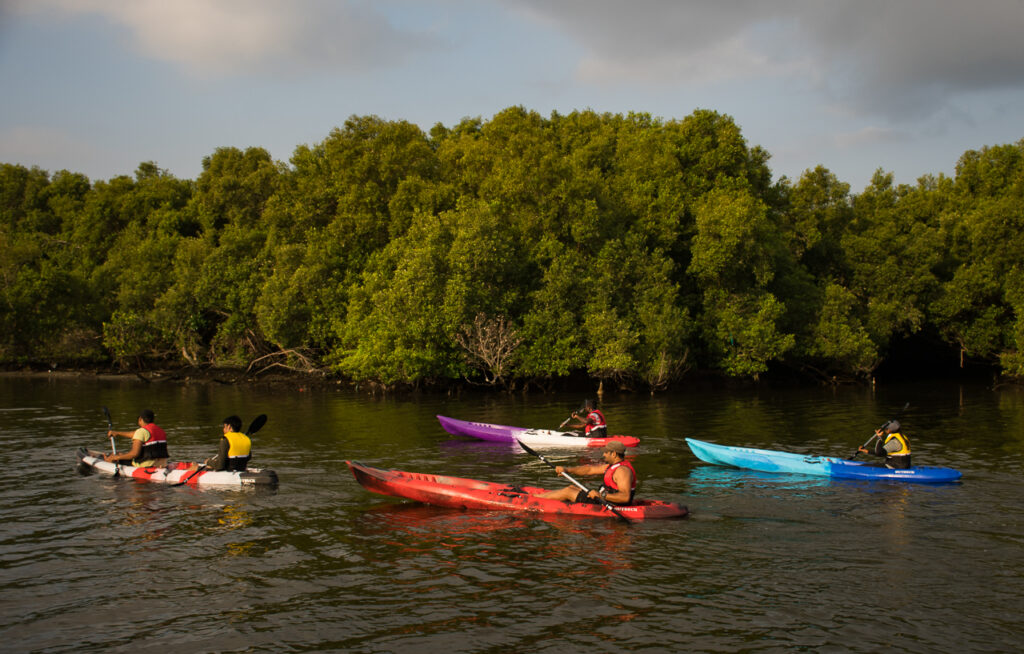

{"left": 346, "top": 461, "right": 688, "bottom": 521}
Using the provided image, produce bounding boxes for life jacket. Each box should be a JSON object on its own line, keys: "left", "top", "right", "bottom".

{"left": 137, "top": 423, "right": 169, "bottom": 463}
{"left": 584, "top": 409, "right": 607, "bottom": 435}
{"left": 223, "top": 431, "right": 252, "bottom": 471}
{"left": 600, "top": 460, "right": 636, "bottom": 503}
{"left": 884, "top": 432, "right": 911, "bottom": 456}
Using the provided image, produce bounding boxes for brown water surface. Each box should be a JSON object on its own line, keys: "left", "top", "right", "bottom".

{"left": 1, "top": 376, "right": 1021, "bottom": 652}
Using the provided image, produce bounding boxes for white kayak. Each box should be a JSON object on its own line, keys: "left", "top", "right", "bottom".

{"left": 76, "top": 447, "right": 278, "bottom": 488}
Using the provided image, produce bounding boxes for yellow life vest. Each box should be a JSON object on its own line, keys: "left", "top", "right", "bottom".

{"left": 884, "top": 432, "right": 911, "bottom": 456}
{"left": 223, "top": 431, "right": 252, "bottom": 471}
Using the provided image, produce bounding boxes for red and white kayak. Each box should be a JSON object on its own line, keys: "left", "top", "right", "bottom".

{"left": 436, "top": 415, "right": 640, "bottom": 448}
{"left": 76, "top": 448, "right": 278, "bottom": 488}
{"left": 346, "top": 460, "right": 687, "bottom": 521}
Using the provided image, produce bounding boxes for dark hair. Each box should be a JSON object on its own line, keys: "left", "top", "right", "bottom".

{"left": 138, "top": 409, "right": 155, "bottom": 423}
{"left": 579, "top": 399, "right": 595, "bottom": 412}
{"left": 223, "top": 415, "right": 242, "bottom": 432}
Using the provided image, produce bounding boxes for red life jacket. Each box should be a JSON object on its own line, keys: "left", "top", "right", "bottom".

{"left": 601, "top": 460, "right": 636, "bottom": 503}
{"left": 138, "top": 423, "right": 169, "bottom": 463}
{"left": 584, "top": 409, "right": 607, "bottom": 435}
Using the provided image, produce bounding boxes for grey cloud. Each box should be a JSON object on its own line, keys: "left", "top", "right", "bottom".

{"left": 506, "top": 0, "right": 1024, "bottom": 119}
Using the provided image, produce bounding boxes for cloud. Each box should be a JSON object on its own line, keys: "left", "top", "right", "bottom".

{"left": 505, "top": 0, "right": 1024, "bottom": 120}
{"left": 11, "top": 0, "right": 445, "bottom": 77}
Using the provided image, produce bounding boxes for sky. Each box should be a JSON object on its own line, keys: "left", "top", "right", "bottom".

{"left": 1, "top": 0, "right": 1023, "bottom": 192}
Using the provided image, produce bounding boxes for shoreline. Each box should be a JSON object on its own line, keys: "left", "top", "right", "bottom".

{"left": 0, "top": 366, "right": 348, "bottom": 390}
{"left": 2, "top": 363, "right": 1013, "bottom": 394}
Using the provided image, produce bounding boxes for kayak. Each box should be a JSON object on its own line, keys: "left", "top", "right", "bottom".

{"left": 346, "top": 460, "right": 687, "bottom": 520}
{"left": 685, "top": 438, "right": 962, "bottom": 483}
{"left": 436, "top": 415, "right": 641, "bottom": 448}
{"left": 76, "top": 447, "right": 279, "bottom": 488}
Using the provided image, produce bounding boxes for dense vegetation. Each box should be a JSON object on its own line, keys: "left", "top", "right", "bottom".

{"left": 2, "top": 108, "right": 1022, "bottom": 390}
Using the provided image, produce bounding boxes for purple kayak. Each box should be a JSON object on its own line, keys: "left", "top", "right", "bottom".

{"left": 436, "top": 415, "right": 640, "bottom": 448}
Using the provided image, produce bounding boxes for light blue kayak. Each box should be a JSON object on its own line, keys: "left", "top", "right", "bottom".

{"left": 685, "top": 438, "right": 962, "bottom": 483}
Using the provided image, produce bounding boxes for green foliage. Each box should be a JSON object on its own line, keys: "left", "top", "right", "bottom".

{"left": 702, "top": 289, "right": 795, "bottom": 379}
{"left": 2, "top": 115, "right": 1022, "bottom": 384}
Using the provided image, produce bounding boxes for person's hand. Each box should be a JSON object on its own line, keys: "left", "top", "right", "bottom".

{"left": 554, "top": 466, "right": 565, "bottom": 475}
{"left": 107, "top": 430, "right": 114, "bottom": 437}
{"left": 858, "top": 447, "right": 869, "bottom": 454}
{"left": 588, "top": 490, "right": 600, "bottom": 500}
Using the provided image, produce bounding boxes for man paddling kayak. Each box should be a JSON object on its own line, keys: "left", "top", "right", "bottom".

{"left": 568, "top": 398, "right": 607, "bottom": 439}
{"left": 858, "top": 420, "right": 912, "bottom": 469}
{"left": 538, "top": 440, "right": 635, "bottom": 505}
{"left": 103, "top": 409, "right": 169, "bottom": 467}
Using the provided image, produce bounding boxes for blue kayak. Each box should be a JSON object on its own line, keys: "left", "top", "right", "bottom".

{"left": 685, "top": 438, "right": 962, "bottom": 483}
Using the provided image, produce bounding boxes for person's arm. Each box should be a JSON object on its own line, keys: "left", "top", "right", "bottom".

{"left": 882, "top": 438, "right": 904, "bottom": 455}
{"left": 554, "top": 463, "right": 609, "bottom": 477}
{"left": 204, "top": 437, "right": 230, "bottom": 471}
{"left": 107, "top": 430, "right": 136, "bottom": 439}
{"left": 105, "top": 438, "right": 142, "bottom": 462}
{"left": 870, "top": 436, "right": 888, "bottom": 457}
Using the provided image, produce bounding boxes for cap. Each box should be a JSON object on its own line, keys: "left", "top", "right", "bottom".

{"left": 602, "top": 440, "right": 626, "bottom": 455}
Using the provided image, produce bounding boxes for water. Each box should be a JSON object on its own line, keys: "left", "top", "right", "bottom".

{"left": 1, "top": 374, "right": 1023, "bottom": 652}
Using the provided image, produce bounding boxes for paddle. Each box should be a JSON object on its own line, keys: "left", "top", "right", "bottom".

{"left": 102, "top": 406, "right": 120, "bottom": 478}
{"left": 558, "top": 413, "right": 574, "bottom": 429}
{"left": 850, "top": 402, "right": 910, "bottom": 459}
{"left": 173, "top": 414, "right": 268, "bottom": 487}
{"left": 516, "top": 439, "right": 631, "bottom": 524}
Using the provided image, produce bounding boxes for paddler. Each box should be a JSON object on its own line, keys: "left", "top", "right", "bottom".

{"left": 538, "top": 440, "right": 635, "bottom": 505}
{"left": 569, "top": 398, "right": 607, "bottom": 439}
{"left": 104, "top": 409, "right": 169, "bottom": 467}
{"left": 202, "top": 415, "right": 252, "bottom": 472}
{"left": 858, "top": 420, "right": 912, "bottom": 469}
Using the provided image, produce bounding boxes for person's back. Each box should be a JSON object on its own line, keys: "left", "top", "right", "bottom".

{"left": 222, "top": 430, "right": 252, "bottom": 471}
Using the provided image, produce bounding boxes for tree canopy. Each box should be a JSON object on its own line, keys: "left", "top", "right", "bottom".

{"left": 2, "top": 110, "right": 1021, "bottom": 389}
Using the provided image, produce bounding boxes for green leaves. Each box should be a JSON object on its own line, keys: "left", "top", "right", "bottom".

{"left": 2, "top": 121, "right": 1023, "bottom": 385}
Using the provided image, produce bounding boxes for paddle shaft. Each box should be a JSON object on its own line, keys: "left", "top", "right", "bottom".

{"left": 102, "top": 406, "right": 120, "bottom": 476}
{"left": 516, "top": 439, "right": 631, "bottom": 523}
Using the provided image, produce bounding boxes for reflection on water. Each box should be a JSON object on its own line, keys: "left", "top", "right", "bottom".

{"left": 1, "top": 376, "right": 1023, "bottom": 652}
{"left": 686, "top": 463, "right": 831, "bottom": 491}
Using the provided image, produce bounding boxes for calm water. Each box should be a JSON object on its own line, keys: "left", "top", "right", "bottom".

{"left": 1, "top": 375, "right": 1023, "bottom": 653}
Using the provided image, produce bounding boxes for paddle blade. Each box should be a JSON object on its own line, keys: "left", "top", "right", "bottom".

{"left": 516, "top": 438, "right": 539, "bottom": 458}
{"left": 246, "top": 414, "right": 268, "bottom": 435}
